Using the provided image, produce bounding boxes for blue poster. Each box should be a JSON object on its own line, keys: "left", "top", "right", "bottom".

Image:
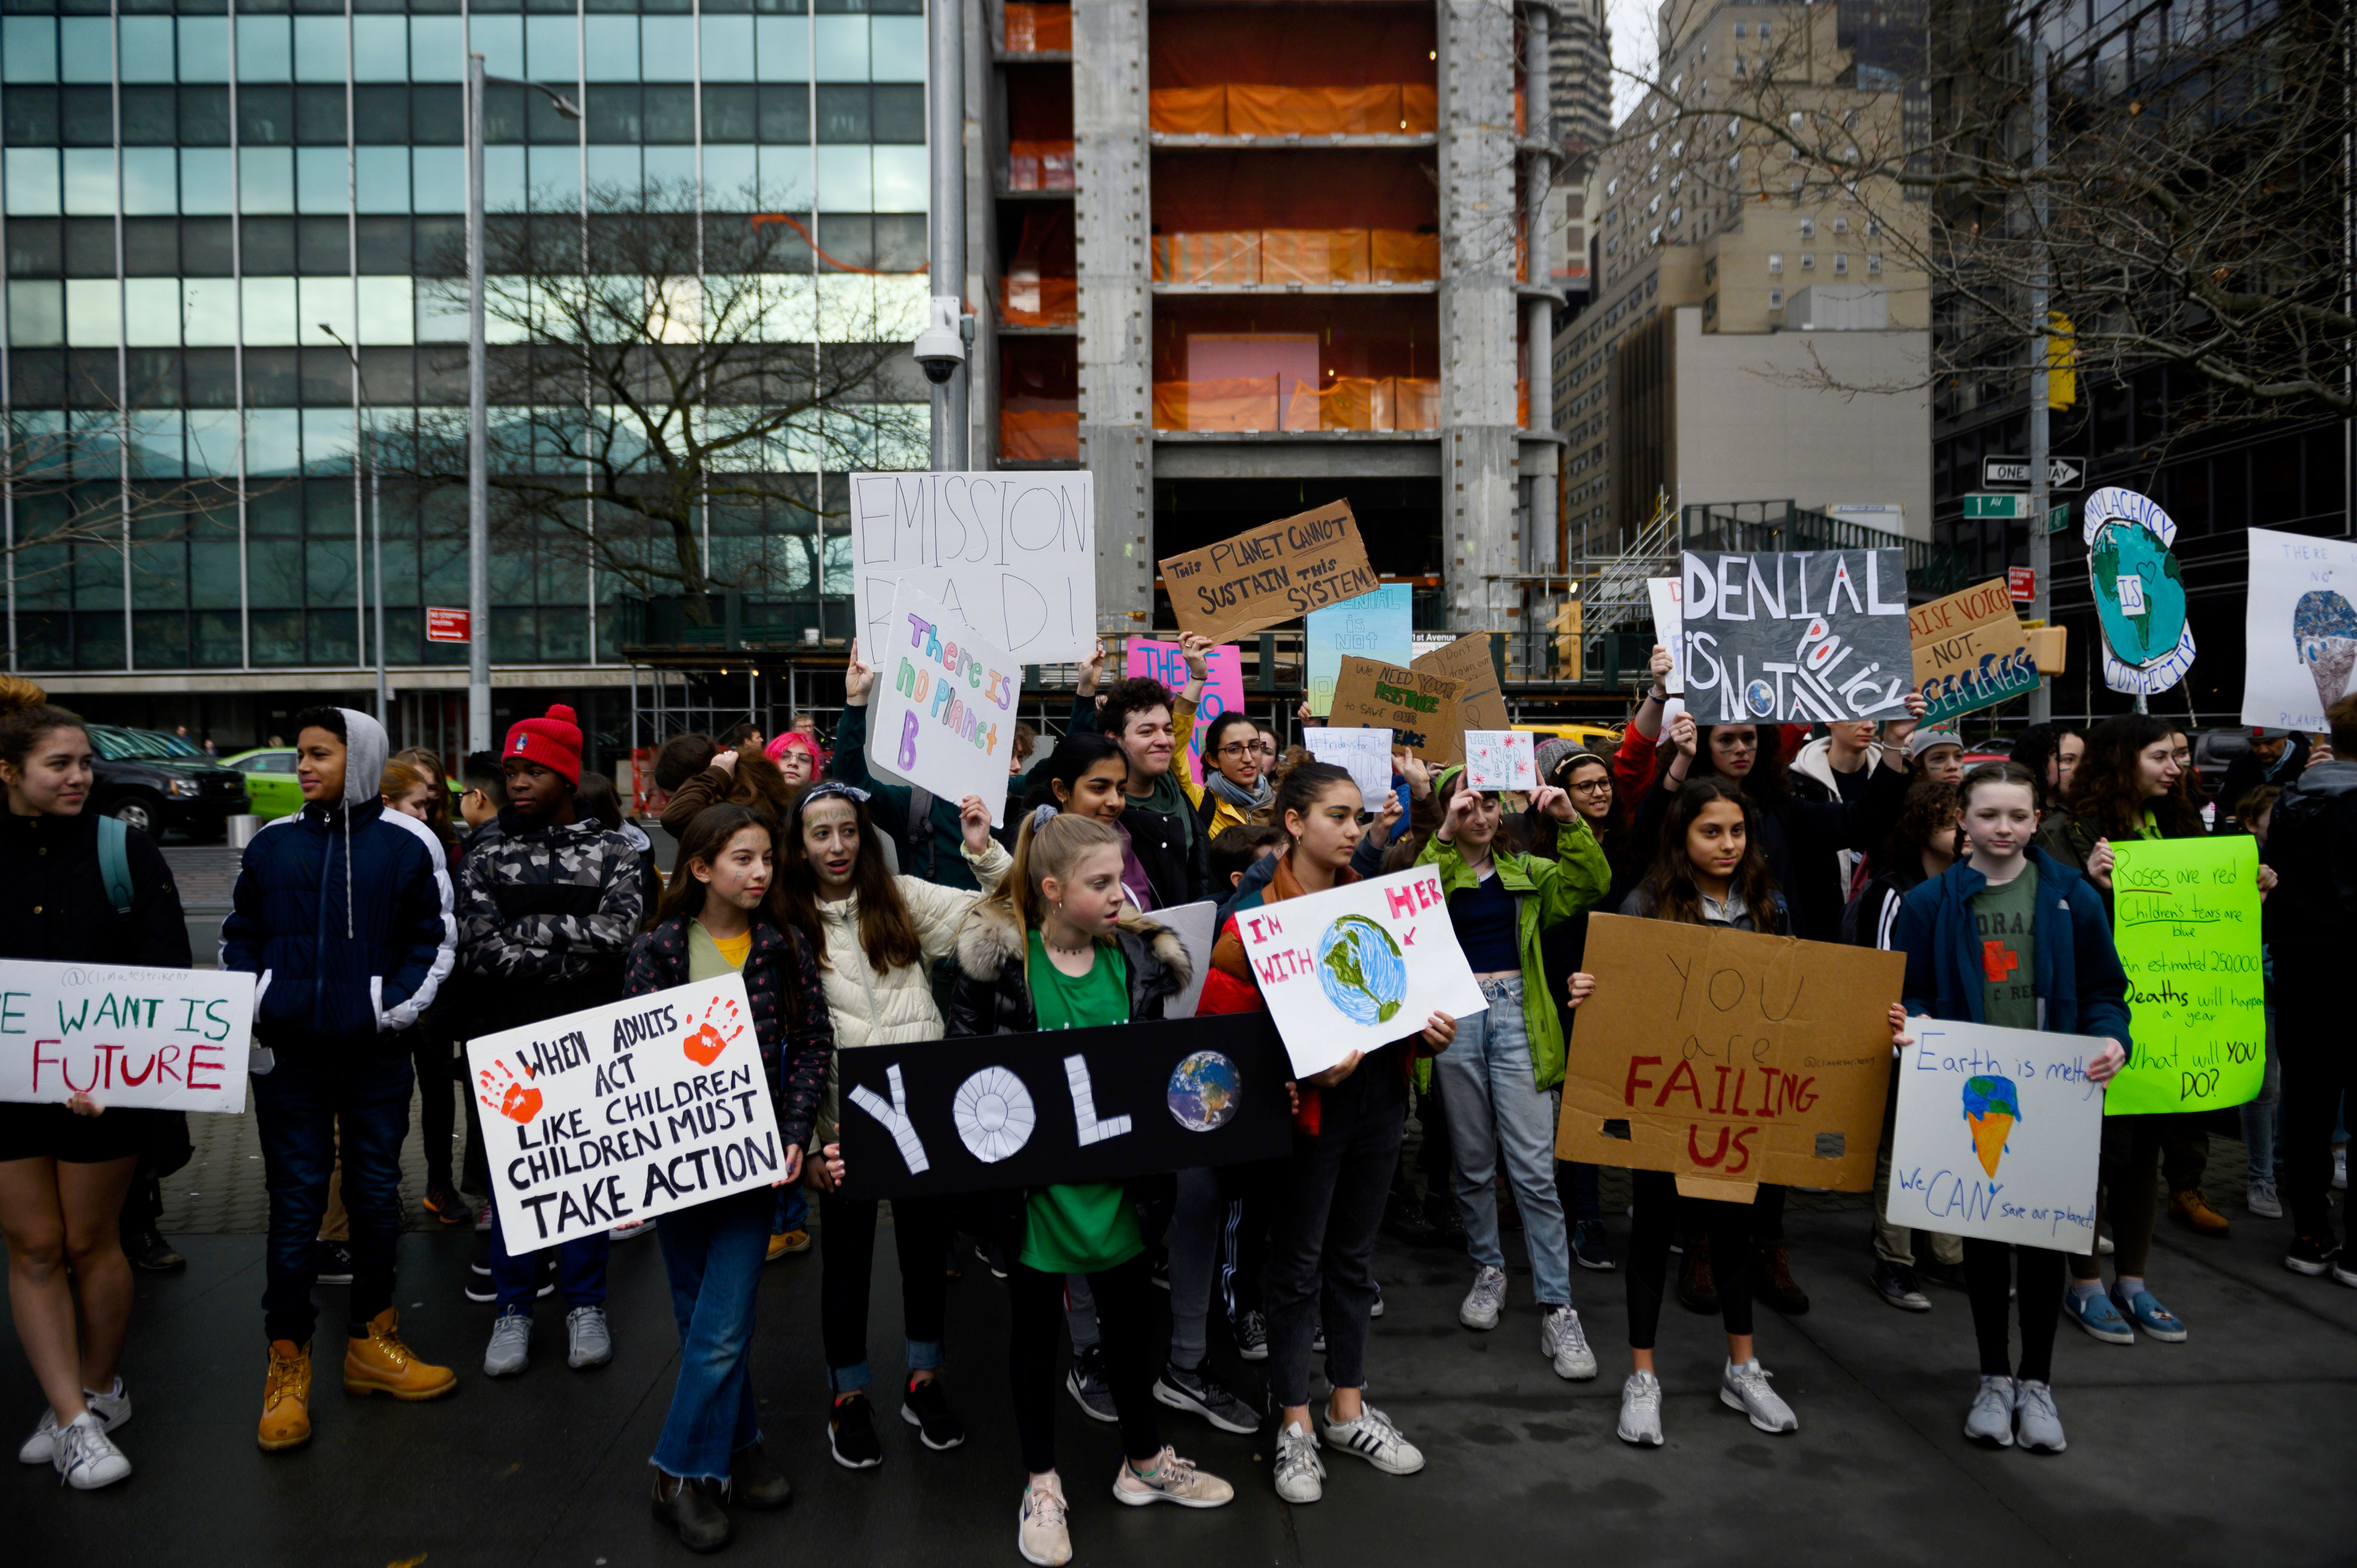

{"left": 1306, "top": 584, "right": 1411, "bottom": 715}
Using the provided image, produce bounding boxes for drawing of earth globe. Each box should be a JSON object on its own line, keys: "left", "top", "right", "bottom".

{"left": 1166, "top": 1051, "right": 1242, "bottom": 1133}
{"left": 1316, "top": 915, "right": 1407, "bottom": 1026}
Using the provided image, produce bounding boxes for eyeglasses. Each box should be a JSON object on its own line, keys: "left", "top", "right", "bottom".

{"left": 1216, "top": 743, "right": 1256, "bottom": 757}
{"left": 1569, "top": 779, "right": 1613, "bottom": 795}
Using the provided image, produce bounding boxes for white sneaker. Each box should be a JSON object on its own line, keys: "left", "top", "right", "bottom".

{"left": 1963, "top": 1375, "right": 2016, "bottom": 1446}
{"left": 566, "top": 1305, "right": 612, "bottom": 1369}
{"left": 1320, "top": 1401, "right": 1424, "bottom": 1475}
{"left": 1458, "top": 1265, "right": 1508, "bottom": 1330}
{"left": 1617, "top": 1370, "right": 1664, "bottom": 1446}
{"left": 19, "top": 1378, "right": 129, "bottom": 1465}
{"left": 2012, "top": 1379, "right": 2067, "bottom": 1453}
{"left": 483, "top": 1310, "right": 532, "bottom": 1377}
{"left": 1018, "top": 1473, "right": 1072, "bottom": 1566}
{"left": 1111, "top": 1446, "right": 1234, "bottom": 1508}
{"left": 51, "top": 1411, "right": 131, "bottom": 1490}
{"left": 1719, "top": 1358, "right": 1798, "bottom": 1434}
{"left": 2247, "top": 1178, "right": 2283, "bottom": 1219}
{"left": 1540, "top": 1305, "right": 1598, "bottom": 1380}
{"left": 1272, "top": 1421, "right": 1325, "bottom": 1503}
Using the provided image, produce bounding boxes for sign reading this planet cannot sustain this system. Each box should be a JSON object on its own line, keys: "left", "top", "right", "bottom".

{"left": 1678, "top": 549, "right": 1914, "bottom": 724}
{"left": 2104, "top": 835, "right": 2265, "bottom": 1116}
{"left": 1557, "top": 915, "right": 1902, "bottom": 1198}
{"left": 2240, "top": 526, "right": 2357, "bottom": 731}
{"left": 468, "top": 975, "right": 785, "bottom": 1250}
{"left": 2083, "top": 486, "right": 2196, "bottom": 697}
{"left": 1230, "top": 865, "right": 1488, "bottom": 1079}
{"left": 1158, "top": 500, "right": 1381, "bottom": 646}
{"left": 0, "top": 959, "right": 254, "bottom": 1114}
{"left": 1884, "top": 1018, "right": 2107, "bottom": 1254}
{"left": 832, "top": 1016, "right": 1295, "bottom": 1201}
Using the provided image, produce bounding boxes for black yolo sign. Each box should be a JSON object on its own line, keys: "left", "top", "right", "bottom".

{"left": 836, "top": 1016, "right": 1293, "bottom": 1200}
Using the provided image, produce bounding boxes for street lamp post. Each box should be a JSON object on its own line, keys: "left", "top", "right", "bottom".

{"left": 320, "top": 325, "right": 387, "bottom": 723}
{"left": 927, "top": 0, "right": 966, "bottom": 468}
{"left": 464, "top": 54, "right": 581, "bottom": 752}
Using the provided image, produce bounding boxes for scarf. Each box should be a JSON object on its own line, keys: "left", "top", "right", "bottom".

{"left": 1203, "top": 770, "right": 1273, "bottom": 812}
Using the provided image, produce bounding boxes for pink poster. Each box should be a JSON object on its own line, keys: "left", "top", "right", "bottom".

{"left": 1126, "top": 639, "right": 1246, "bottom": 785}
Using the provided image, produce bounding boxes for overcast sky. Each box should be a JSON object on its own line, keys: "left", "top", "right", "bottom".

{"left": 1607, "top": 0, "right": 1654, "bottom": 122}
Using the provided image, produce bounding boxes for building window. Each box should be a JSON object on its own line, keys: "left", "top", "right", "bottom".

{"left": 1833, "top": 253, "right": 1848, "bottom": 274}
{"left": 1668, "top": 205, "right": 1682, "bottom": 226}
{"left": 1704, "top": 293, "right": 1717, "bottom": 318}
{"left": 1800, "top": 252, "right": 1815, "bottom": 270}
{"left": 1735, "top": 22, "right": 1748, "bottom": 37}
{"left": 1769, "top": 288, "right": 1784, "bottom": 308}
{"left": 1758, "top": 23, "right": 1771, "bottom": 39}
{"left": 1798, "top": 217, "right": 1815, "bottom": 238}
{"left": 1831, "top": 215, "right": 1848, "bottom": 233}
{"left": 1767, "top": 252, "right": 1783, "bottom": 274}
{"left": 1867, "top": 252, "right": 1882, "bottom": 274}
{"left": 1866, "top": 217, "right": 1881, "bottom": 237}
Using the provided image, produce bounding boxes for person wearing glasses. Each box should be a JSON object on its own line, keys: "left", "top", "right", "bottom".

{"left": 1191, "top": 712, "right": 1273, "bottom": 838}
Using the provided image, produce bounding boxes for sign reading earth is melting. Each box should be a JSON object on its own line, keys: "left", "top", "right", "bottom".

{"left": 1231, "top": 865, "right": 1488, "bottom": 1078}
{"left": 2083, "top": 486, "right": 2196, "bottom": 697}
{"left": 832, "top": 1016, "right": 1295, "bottom": 1200}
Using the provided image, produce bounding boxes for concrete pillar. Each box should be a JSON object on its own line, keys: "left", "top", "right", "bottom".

{"left": 1439, "top": 0, "right": 1523, "bottom": 636}
{"left": 1521, "top": 3, "right": 1556, "bottom": 579}
{"left": 963, "top": 0, "right": 993, "bottom": 468}
{"left": 1072, "top": 0, "right": 1154, "bottom": 637}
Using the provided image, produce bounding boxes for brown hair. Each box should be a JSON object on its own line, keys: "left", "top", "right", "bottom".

{"left": 1882, "top": 778, "right": 1963, "bottom": 864}
{"left": 2233, "top": 782, "right": 2283, "bottom": 833}
{"left": 1638, "top": 775, "right": 1784, "bottom": 932}
{"left": 0, "top": 675, "right": 87, "bottom": 777}
{"left": 392, "top": 745, "right": 455, "bottom": 847}
{"left": 654, "top": 733, "right": 717, "bottom": 793}
{"left": 2071, "top": 713, "right": 2201, "bottom": 840}
{"left": 2329, "top": 693, "right": 2357, "bottom": 758}
{"left": 654, "top": 804, "right": 806, "bottom": 1029}
{"left": 776, "top": 788, "right": 923, "bottom": 975}
{"left": 378, "top": 759, "right": 435, "bottom": 815}
{"left": 1957, "top": 759, "right": 2040, "bottom": 811}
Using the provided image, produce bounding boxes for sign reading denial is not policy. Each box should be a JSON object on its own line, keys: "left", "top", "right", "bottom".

{"left": 1159, "top": 500, "right": 1380, "bottom": 645}
{"left": 470, "top": 975, "right": 785, "bottom": 1250}
{"left": 0, "top": 959, "right": 253, "bottom": 1114}
{"left": 1557, "top": 915, "right": 1901, "bottom": 1195}
{"left": 1679, "top": 549, "right": 1914, "bottom": 724}
{"left": 866, "top": 585, "right": 1025, "bottom": 827}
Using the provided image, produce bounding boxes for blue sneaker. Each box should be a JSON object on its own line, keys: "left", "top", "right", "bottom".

{"left": 2108, "top": 1285, "right": 2187, "bottom": 1343}
{"left": 2064, "top": 1288, "right": 2135, "bottom": 1345}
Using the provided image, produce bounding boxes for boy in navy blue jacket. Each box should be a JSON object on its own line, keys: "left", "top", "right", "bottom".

{"left": 221, "top": 705, "right": 458, "bottom": 1452}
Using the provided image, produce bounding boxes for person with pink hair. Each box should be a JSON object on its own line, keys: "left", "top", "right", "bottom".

{"left": 766, "top": 731, "right": 823, "bottom": 788}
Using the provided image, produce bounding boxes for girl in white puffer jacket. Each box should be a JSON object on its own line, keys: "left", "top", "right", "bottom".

{"left": 777, "top": 779, "right": 1010, "bottom": 1469}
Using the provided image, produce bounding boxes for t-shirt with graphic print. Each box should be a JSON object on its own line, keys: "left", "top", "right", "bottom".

{"left": 1970, "top": 863, "right": 2039, "bottom": 1030}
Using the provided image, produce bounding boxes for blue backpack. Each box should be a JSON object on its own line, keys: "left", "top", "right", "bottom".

{"left": 96, "top": 814, "right": 135, "bottom": 915}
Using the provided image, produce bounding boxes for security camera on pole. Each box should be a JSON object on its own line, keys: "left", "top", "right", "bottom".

{"left": 918, "top": 0, "right": 969, "bottom": 466}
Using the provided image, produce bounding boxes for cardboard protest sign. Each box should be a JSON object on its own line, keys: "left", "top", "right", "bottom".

{"left": 1126, "top": 639, "right": 1244, "bottom": 786}
{"left": 469, "top": 975, "right": 784, "bottom": 1250}
{"left": 1305, "top": 728, "right": 1394, "bottom": 810}
{"left": 1306, "top": 583, "right": 1412, "bottom": 716}
{"left": 849, "top": 470, "right": 1096, "bottom": 663}
{"left": 2024, "top": 624, "right": 2066, "bottom": 675}
{"left": 1232, "top": 865, "right": 1488, "bottom": 1078}
{"left": 1557, "top": 914, "right": 1901, "bottom": 1196}
{"left": 1885, "top": 1019, "right": 2106, "bottom": 1254}
{"left": 1679, "top": 549, "right": 1912, "bottom": 724}
{"left": 0, "top": 959, "right": 253, "bottom": 1113}
{"left": 835, "top": 1016, "right": 1293, "bottom": 1200}
{"left": 1327, "top": 656, "right": 1465, "bottom": 763}
{"left": 1159, "top": 500, "right": 1380, "bottom": 645}
{"left": 2241, "top": 526, "right": 2357, "bottom": 730}
{"left": 1909, "top": 578, "right": 2041, "bottom": 724}
{"left": 1646, "top": 577, "right": 1684, "bottom": 693}
{"left": 1156, "top": 900, "right": 1219, "bottom": 1021}
{"left": 1410, "top": 632, "right": 1511, "bottom": 731}
{"left": 2105, "top": 836, "right": 2265, "bottom": 1115}
{"left": 1463, "top": 731, "right": 1536, "bottom": 792}
{"left": 866, "top": 585, "right": 1025, "bottom": 827}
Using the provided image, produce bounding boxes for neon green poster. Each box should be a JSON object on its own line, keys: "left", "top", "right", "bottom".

{"left": 2105, "top": 836, "right": 2265, "bottom": 1116}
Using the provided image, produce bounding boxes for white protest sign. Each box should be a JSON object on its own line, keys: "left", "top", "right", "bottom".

{"left": 1305, "top": 728, "right": 1393, "bottom": 810}
{"left": 850, "top": 470, "right": 1097, "bottom": 664}
{"left": 1883, "top": 1018, "right": 2106, "bottom": 1254}
{"left": 1155, "top": 900, "right": 1219, "bottom": 1021}
{"left": 1646, "top": 577, "right": 1684, "bottom": 694}
{"left": 0, "top": 959, "right": 252, "bottom": 1113}
{"left": 866, "top": 584, "right": 1026, "bottom": 827}
{"left": 1232, "top": 865, "right": 1488, "bottom": 1077}
{"left": 469, "top": 975, "right": 784, "bottom": 1250}
{"left": 1462, "top": 731, "right": 1536, "bottom": 792}
{"left": 2241, "top": 526, "right": 2357, "bottom": 731}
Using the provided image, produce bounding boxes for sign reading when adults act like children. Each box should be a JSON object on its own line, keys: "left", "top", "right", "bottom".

{"left": 469, "top": 975, "right": 785, "bottom": 1250}
{"left": 1679, "top": 549, "right": 1913, "bottom": 724}
{"left": 0, "top": 959, "right": 253, "bottom": 1114}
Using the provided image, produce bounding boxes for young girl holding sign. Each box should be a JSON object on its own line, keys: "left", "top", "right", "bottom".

{"left": 623, "top": 804, "right": 834, "bottom": 1552}
{"left": 1419, "top": 768, "right": 1610, "bottom": 1371}
{"left": 878, "top": 809, "right": 1228, "bottom": 1566}
{"left": 1566, "top": 777, "right": 1908, "bottom": 1446}
{"left": 1024, "top": 733, "right": 1155, "bottom": 913}
{"left": 1198, "top": 756, "right": 1457, "bottom": 1506}
{"left": 777, "top": 780, "right": 1008, "bottom": 1470}
{"left": 0, "top": 680, "right": 191, "bottom": 1489}
{"left": 1892, "top": 761, "right": 2130, "bottom": 1452}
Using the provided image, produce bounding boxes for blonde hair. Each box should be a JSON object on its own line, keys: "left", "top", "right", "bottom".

{"left": 981, "top": 807, "right": 1124, "bottom": 940}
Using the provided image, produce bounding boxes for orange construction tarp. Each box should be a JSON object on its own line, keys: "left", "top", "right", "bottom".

{"left": 1152, "top": 229, "right": 1434, "bottom": 285}
{"left": 1401, "top": 84, "right": 1438, "bottom": 134}
{"left": 1149, "top": 87, "right": 1227, "bottom": 135}
{"left": 1153, "top": 377, "right": 1280, "bottom": 432}
{"left": 1388, "top": 377, "right": 1440, "bottom": 431}
{"left": 1007, "top": 140, "right": 1075, "bottom": 191}
{"left": 1004, "top": 2, "right": 1071, "bottom": 53}
{"left": 1001, "top": 275, "right": 1076, "bottom": 327}
{"left": 1150, "top": 85, "right": 1432, "bottom": 137}
{"left": 1283, "top": 375, "right": 1381, "bottom": 431}
{"left": 1370, "top": 230, "right": 1439, "bottom": 282}
{"left": 1259, "top": 229, "right": 1372, "bottom": 285}
{"left": 1152, "top": 231, "right": 1262, "bottom": 284}
{"left": 1000, "top": 408, "right": 1078, "bottom": 462}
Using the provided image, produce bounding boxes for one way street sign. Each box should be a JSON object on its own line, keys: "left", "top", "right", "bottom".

{"left": 1981, "top": 456, "right": 2085, "bottom": 491}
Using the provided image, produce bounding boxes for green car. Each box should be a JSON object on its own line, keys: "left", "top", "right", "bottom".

{"left": 223, "top": 747, "right": 306, "bottom": 821}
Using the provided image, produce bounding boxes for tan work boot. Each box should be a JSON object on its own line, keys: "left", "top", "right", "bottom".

{"left": 343, "top": 1308, "right": 458, "bottom": 1400}
{"left": 258, "top": 1340, "right": 313, "bottom": 1452}
{"left": 2169, "top": 1188, "right": 2230, "bottom": 1238}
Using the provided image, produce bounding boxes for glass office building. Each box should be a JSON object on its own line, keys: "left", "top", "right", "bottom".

{"left": 0, "top": 0, "right": 929, "bottom": 749}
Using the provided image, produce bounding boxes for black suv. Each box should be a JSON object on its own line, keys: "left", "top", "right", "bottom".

{"left": 88, "top": 725, "right": 250, "bottom": 841}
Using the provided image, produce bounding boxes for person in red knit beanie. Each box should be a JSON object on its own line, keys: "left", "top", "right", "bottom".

{"left": 505, "top": 704, "right": 583, "bottom": 786}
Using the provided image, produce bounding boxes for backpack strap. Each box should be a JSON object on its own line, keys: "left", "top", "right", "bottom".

{"left": 906, "top": 785, "right": 936, "bottom": 881}
{"left": 96, "top": 814, "right": 136, "bottom": 915}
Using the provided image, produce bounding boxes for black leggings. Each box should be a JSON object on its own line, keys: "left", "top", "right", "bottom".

{"left": 1963, "top": 1238, "right": 2064, "bottom": 1383}
{"left": 408, "top": 1029, "right": 459, "bottom": 1188}
{"left": 818, "top": 1189, "right": 954, "bottom": 1393}
{"left": 1627, "top": 1169, "right": 1754, "bottom": 1349}
{"left": 1008, "top": 1253, "right": 1159, "bottom": 1475}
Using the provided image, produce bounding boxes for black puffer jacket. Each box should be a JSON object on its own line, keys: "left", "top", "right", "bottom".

{"left": 0, "top": 810, "right": 190, "bottom": 970}
{"left": 945, "top": 899, "right": 1190, "bottom": 1037}
{"left": 2263, "top": 757, "right": 2357, "bottom": 969}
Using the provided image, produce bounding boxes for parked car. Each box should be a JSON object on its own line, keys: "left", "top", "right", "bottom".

{"left": 223, "top": 746, "right": 306, "bottom": 821}
{"left": 2191, "top": 727, "right": 2250, "bottom": 798}
{"left": 88, "top": 725, "right": 249, "bottom": 840}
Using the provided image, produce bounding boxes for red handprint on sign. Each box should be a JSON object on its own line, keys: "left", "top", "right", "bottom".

{"left": 682, "top": 996, "right": 746, "bottom": 1067}
{"left": 477, "top": 1060, "right": 542, "bottom": 1124}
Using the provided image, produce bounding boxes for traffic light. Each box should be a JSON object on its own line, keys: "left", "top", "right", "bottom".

{"left": 1551, "top": 599, "right": 1583, "bottom": 681}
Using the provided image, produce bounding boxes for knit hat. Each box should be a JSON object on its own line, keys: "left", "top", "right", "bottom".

{"left": 1907, "top": 726, "right": 1965, "bottom": 759}
{"left": 1534, "top": 736, "right": 1582, "bottom": 784}
{"left": 505, "top": 703, "right": 583, "bottom": 785}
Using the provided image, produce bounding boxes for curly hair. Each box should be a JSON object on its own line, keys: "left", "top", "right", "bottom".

{"left": 2070, "top": 713, "right": 2202, "bottom": 841}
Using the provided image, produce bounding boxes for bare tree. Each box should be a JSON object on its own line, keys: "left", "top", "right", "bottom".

{"left": 1, "top": 400, "right": 267, "bottom": 582}
{"left": 398, "top": 183, "right": 930, "bottom": 622}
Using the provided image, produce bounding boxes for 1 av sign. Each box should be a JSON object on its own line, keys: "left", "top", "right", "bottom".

{"left": 1981, "top": 456, "right": 2085, "bottom": 492}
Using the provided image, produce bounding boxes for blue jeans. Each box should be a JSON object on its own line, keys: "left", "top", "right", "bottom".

{"left": 1432, "top": 975, "right": 1573, "bottom": 1308}
{"left": 252, "top": 1048, "right": 414, "bottom": 1343}
{"left": 489, "top": 1204, "right": 610, "bottom": 1315}
{"left": 774, "top": 1182, "right": 808, "bottom": 1235}
{"left": 651, "top": 1185, "right": 771, "bottom": 1481}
